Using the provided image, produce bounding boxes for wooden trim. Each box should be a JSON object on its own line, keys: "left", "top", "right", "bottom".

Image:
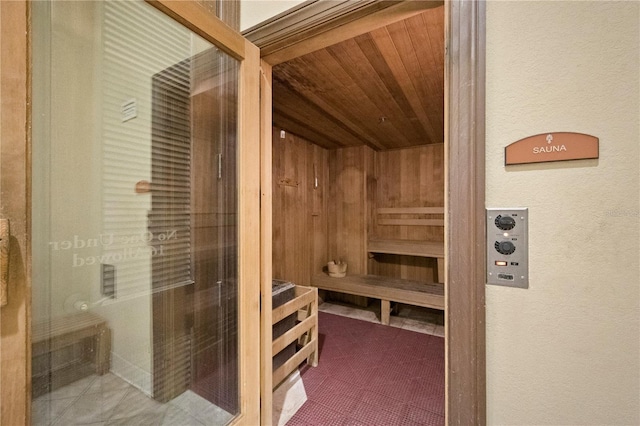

{"left": 237, "top": 38, "right": 262, "bottom": 426}
{"left": 445, "top": 0, "right": 486, "bottom": 424}
{"left": 259, "top": 59, "right": 273, "bottom": 425}
{"left": 377, "top": 207, "right": 444, "bottom": 215}
{"left": 259, "top": 0, "right": 443, "bottom": 65}
{"left": 376, "top": 206, "right": 445, "bottom": 226}
{"left": 0, "top": 0, "right": 32, "bottom": 424}
{"left": 244, "top": 0, "right": 381, "bottom": 43}
{"left": 146, "top": 0, "right": 246, "bottom": 60}
{"left": 245, "top": 0, "right": 442, "bottom": 52}
{"left": 378, "top": 218, "right": 445, "bottom": 227}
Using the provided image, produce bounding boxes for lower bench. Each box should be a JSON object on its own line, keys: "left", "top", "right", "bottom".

{"left": 311, "top": 273, "right": 444, "bottom": 325}
{"left": 32, "top": 312, "right": 111, "bottom": 396}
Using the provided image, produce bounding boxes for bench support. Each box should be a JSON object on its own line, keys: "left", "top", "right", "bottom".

{"left": 381, "top": 300, "right": 391, "bottom": 325}
{"left": 311, "top": 273, "right": 444, "bottom": 325}
{"left": 437, "top": 258, "right": 444, "bottom": 283}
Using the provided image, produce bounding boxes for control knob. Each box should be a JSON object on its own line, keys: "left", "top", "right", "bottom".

{"left": 495, "top": 215, "right": 516, "bottom": 231}
{"left": 495, "top": 240, "right": 516, "bottom": 255}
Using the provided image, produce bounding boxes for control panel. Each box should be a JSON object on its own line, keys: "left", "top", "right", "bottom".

{"left": 486, "top": 208, "right": 528, "bottom": 288}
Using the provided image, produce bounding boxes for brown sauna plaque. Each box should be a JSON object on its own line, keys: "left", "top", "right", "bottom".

{"left": 505, "top": 132, "right": 599, "bottom": 165}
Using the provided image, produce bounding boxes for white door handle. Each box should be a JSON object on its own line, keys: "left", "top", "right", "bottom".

{"left": 0, "top": 219, "right": 9, "bottom": 307}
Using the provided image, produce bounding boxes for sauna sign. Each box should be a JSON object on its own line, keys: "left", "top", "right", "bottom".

{"left": 505, "top": 132, "right": 599, "bottom": 165}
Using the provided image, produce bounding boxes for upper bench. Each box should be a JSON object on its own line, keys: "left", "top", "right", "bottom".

{"left": 368, "top": 206, "right": 445, "bottom": 282}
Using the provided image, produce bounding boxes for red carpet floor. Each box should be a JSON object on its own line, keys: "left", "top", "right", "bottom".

{"left": 287, "top": 311, "right": 445, "bottom": 426}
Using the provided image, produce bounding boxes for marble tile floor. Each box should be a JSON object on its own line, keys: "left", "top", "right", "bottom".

{"left": 31, "top": 302, "right": 441, "bottom": 426}
{"left": 318, "top": 300, "right": 445, "bottom": 337}
{"left": 32, "top": 373, "right": 234, "bottom": 426}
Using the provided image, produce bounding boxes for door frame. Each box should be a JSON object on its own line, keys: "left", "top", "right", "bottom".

{"left": 0, "top": 1, "right": 262, "bottom": 424}
{"left": 0, "top": 1, "right": 31, "bottom": 424}
{"left": 250, "top": 1, "right": 486, "bottom": 424}
{"left": 444, "top": 2, "right": 486, "bottom": 423}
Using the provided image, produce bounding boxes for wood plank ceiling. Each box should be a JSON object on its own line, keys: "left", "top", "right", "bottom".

{"left": 272, "top": 5, "right": 444, "bottom": 151}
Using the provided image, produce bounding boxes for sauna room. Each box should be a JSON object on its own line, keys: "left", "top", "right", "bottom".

{"left": 261, "top": 3, "right": 447, "bottom": 423}
{"left": 252, "top": 5, "right": 445, "bottom": 425}
{"left": 266, "top": 3, "right": 446, "bottom": 330}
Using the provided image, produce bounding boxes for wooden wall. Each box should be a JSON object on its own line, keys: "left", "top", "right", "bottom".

{"left": 272, "top": 129, "right": 328, "bottom": 286}
{"left": 327, "top": 146, "right": 375, "bottom": 274}
{"left": 272, "top": 132, "right": 445, "bottom": 289}
{"left": 325, "top": 146, "right": 375, "bottom": 305}
{"left": 369, "top": 144, "right": 445, "bottom": 282}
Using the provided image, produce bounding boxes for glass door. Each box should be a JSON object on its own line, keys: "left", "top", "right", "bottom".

{"left": 30, "top": 1, "right": 260, "bottom": 424}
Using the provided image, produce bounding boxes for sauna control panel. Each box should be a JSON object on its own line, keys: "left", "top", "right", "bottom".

{"left": 486, "top": 208, "right": 528, "bottom": 288}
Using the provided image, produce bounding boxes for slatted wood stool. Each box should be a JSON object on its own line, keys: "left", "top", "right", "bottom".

{"left": 32, "top": 312, "right": 111, "bottom": 396}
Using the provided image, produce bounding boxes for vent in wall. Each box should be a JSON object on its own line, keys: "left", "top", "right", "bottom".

{"left": 101, "top": 263, "right": 116, "bottom": 299}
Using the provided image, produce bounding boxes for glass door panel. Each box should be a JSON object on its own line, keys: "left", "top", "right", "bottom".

{"left": 31, "top": 1, "right": 244, "bottom": 424}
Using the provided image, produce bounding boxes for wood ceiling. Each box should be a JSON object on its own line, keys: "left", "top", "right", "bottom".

{"left": 272, "top": 5, "right": 444, "bottom": 151}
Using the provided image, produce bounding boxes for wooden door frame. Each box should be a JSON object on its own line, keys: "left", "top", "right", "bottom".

{"left": 0, "top": 1, "right": 31, "bottom": 424}
{"left": 444, "top": 1, "right": 486, "bottom": 424}
{"left": 251, "top": 0, "right": 486, "bottom": 424}
{"left": 0, "top": 1, "right": 262, "bottom": 424}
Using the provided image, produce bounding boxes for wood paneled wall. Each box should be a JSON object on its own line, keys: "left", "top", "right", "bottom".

{"left": 375, "top": 144, "right": 445, "bottom": 229}
{"left": 272, "top": 136, "right": 444, "bottom": 288}
{"left": 272, "top": 129, "right": 328, "bottom": 286}
{"left": 327, "top": 146, "right": 375, "bottom": 274}
{"left": 369, "top": 144, "right": 445, "bottom": 282}
{"left": 325, "top": 146, "right": 374, "bottom": 306}
{"left": 309, "top": 143, "right": 329, "bottom": 281}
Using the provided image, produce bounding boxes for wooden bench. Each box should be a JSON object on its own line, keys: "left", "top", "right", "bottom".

{"left": 32, "top": 312, "right": 111, "bottom": 396}
{"left": 368, "top": 206, "right": 445, "bottom": 282}
{"left": 311, "top": 273, "right": 444, "bottom": 325}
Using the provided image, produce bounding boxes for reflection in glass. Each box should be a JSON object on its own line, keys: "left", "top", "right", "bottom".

{"left": 31, "top": 1, "right": 239, "bottom": 424}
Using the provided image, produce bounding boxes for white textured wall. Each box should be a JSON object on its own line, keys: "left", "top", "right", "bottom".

{"left": 240, "top": 0, "right": 305, "bottom": 31}
{"left": 33, "top": 1, "right": 207, "bottom": 396}
{"left": 32, "top": 1, "right": 103, "bottom": 324}
{"left": 486, "top": 1, "right": 640, "bottom": 424}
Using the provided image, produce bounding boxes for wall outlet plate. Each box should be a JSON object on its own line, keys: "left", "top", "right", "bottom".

{"left": 486, "top": 208, "right": 528, "bottom": 288}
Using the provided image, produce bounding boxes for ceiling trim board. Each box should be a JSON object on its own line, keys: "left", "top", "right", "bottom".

{"left": 243, "top": 0, "right": 380, "bottom": 46}
{"left": 248, "top": 0, "right": 443, "bottom": 65}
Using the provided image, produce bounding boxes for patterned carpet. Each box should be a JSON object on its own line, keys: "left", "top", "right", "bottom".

{"left": 288, "top": 312, "right": 445, "bottom": 425}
